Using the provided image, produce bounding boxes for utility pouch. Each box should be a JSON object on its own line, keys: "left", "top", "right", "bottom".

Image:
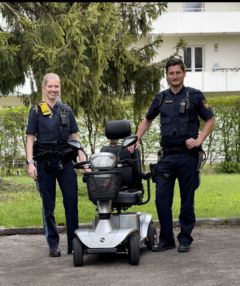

{"left": 149, "top": 163, "right": 158, "bottom": 183}
{"left": 60, "top": 110, "right": 68, "bottom": 126}
{"left": 158, "top": 149, "right": 164, "bottom": 162}
{"left": 38, "top": 102, "right": 52, "bottom": 116}
{"left": 179, "top": 101, "right": 186, "bottom": 114}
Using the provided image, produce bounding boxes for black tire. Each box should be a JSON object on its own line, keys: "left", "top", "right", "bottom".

{"left": 145, "top": 221, "right": 157, "bottom": 250}
{"left": 73, "top": 237, "right": 84, "bottom": 267}
{"left": 128, "top": 233, "right": 140, "bottom": 265}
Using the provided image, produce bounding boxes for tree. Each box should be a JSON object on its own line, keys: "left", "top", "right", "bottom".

{"left": 0, "top": 106, "right": 28, "bottom": 174}
{"left": 0, "top": 24, "right": 26, "bottom": 95}
{"left": 206, "top": 96, "right": 240, "bottom": 165}
{"left": 0, "top": 2, "right": 173, "bottom": 153}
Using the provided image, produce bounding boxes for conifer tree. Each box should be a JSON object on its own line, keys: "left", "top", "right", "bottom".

{"left": 1, "top": 2, "right": 182, "bottom": 153}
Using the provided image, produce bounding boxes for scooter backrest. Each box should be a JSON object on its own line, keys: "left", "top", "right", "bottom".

{"left": 102, "top": 120, "right": 142, "bottom": 190}
{"left": 105, "top": 120, "right": 131, "bottom": 140}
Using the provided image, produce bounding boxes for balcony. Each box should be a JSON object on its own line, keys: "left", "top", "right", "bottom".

{"left": 160, "top": 70, "right": 240, "bottom": 94}
{"left": 151, "top": 11, "right": 240, "bottom": 35}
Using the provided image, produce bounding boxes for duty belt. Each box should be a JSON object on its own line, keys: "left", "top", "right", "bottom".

{"left": 161, "top": 146, "right": 200, "bottom": 155}
{"left": 33, "top": 146, "right": 77, "bottom": 162}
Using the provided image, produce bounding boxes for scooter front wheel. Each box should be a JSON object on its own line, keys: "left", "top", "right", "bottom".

{"left": 73, "top": 237, "right": 84, "bottom": 267}
{"left": 128, "top": 233, "right": 140, "bottom": 265}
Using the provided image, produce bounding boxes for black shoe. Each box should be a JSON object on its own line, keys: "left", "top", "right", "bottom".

{"left": 152, "top": 242, "right": 176, "bottom": 252}
{"left": 178, "top": 243, "right": 190, "bottom": 253}
{"left": 49, "top": 247, "right": 61, "bottom": 257}
{"left": 67, "top": 247, "right": 73, "bottom": 255}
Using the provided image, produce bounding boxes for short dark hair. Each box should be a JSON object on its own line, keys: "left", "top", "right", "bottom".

{"left": 165, "top": 57, "right": 186, "bottom": 73}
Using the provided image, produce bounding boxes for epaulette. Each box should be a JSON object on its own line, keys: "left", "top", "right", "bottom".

{"left": 158, "top": 91, "right": 166, "bottom": 107}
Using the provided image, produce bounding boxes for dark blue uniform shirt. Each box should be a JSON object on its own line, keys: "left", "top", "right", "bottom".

{"left": 146, "top": 86, "right": 214, "bottom": 148}
{"left": 26, "top": 102, "right": 79, "bottom": 146}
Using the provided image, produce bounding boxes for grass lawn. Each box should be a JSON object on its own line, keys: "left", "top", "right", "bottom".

{"left": 0, "top": 173, "right": 240, "bottom": 228}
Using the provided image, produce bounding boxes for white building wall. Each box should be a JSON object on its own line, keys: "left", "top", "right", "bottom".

{"left": 145, "top": 2, "right": 240, "bottom": 94}
{"left": 152, "top": 35, "right": 240, "bottom": 70}
{"left": 167, "top": 2, "right": 240, "bottom": 12}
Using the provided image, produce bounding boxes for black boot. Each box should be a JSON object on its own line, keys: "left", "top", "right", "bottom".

{"left": 49, "top": 246, "right": 61, "bottom": 257}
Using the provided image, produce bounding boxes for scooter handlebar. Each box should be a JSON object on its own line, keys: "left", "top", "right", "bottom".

{"left": 73, "top": 161, "right": 90, "bottom": 169}
{"left": 116, "top": 158, "right": 138, "bottom": 167}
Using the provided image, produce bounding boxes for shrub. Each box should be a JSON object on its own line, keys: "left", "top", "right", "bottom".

{"left": 217, "top": 161, "right": 240, "bottom": 173}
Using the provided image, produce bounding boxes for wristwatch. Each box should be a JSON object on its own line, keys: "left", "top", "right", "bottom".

{"left": 26, "top": 159, "right": 35, "bottom": 165}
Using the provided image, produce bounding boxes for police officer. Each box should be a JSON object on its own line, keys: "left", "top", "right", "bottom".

{"left": 129, "top": 57, "right": 215, "bottom": 253}
{"left": 26, "top": 73, "right": 86, "bottom": 257}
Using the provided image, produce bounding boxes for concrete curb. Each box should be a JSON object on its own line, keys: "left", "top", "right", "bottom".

{"left": 1, "top": 218, "right": 240, "bottom": 236}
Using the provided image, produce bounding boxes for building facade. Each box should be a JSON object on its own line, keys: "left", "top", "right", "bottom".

{"left": 148, "top": 2, "right": 240, "bottom": 96}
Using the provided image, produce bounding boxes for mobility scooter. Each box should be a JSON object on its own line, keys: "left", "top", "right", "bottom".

{"left": 72, "top": 119, "right": 156, "bottom": 266}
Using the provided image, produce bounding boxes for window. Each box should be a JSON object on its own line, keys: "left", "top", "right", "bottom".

{"left": 183, "top": 2, "right": 204, "bottom": 12}
{"left": 184, "top": 47, "right": 203, "bottom": 72}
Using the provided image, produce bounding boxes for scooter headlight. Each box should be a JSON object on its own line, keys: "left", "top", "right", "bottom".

{"left": 90, "top": 152, "right": 117, "bottom": 170}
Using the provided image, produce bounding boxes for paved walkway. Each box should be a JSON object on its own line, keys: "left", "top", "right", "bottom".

{"left": 0, "top": 225, "right": 240, "bottom": 286}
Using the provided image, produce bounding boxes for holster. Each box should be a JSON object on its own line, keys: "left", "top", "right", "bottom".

{"left": 61, "top": 148, "right": 78, "bottom": 162}
{"left": 149, "top": 163, "right": 158, "bottom": 183}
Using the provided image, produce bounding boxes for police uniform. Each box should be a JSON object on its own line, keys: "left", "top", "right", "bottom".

{"left": 26, "top": 101, "right": 79, "bottom": 253}
{"left": 146, "top": 86, "right": 214, "bottom": 247}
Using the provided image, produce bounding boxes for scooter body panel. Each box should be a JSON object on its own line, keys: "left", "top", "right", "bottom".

{"left": 74, "top": 212, "right": 152, "bottom": 249}
{"left": 138, "top": 212, "right": 153, "bottom": 241}
{"left": 75, "top": 227, "right": 137, "bottom": 249}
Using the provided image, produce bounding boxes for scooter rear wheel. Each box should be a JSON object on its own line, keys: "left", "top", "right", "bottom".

{"left": 128, "top": 233, "right": 140, "bottom": 265}
{"left": 73, "top": 237, "right": 84, "bottom": 267}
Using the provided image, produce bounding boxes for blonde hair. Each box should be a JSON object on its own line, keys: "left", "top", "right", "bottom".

{"left": 41, "top": 73, "right": 61, "bottom": 102}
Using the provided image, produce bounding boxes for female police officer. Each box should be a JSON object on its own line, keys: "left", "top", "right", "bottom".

{"left": 129, "top": 57, "right": 215, "bottom": 253}
{"left": 26, "top": 73, "right": 85, "bottom": 257}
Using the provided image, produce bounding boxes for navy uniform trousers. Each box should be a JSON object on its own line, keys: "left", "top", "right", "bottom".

{"left": 36, "top": 158, "right": 79, "bottom": 249}
{"left": 155, "top": 152, "right": 200, "bottom": 246}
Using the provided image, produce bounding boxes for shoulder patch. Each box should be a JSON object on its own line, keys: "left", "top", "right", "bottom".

{"left": 202, "top": 99, "right": 209, "bottom": 109}
{"left": 157, "top": 91, "right": 166, "bottom": 107}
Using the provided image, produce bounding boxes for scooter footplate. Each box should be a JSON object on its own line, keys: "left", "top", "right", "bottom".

{"left": 87, "top": 248, "right": 117, "bottom": 254}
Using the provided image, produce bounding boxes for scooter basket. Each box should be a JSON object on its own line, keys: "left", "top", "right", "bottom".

{"left": 84, "top": 171, "right": 121, "bottom": 201}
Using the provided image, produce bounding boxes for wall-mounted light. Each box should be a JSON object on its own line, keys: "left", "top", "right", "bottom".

{"left": 214, "top": 43, "right": 219, "bottom": 52}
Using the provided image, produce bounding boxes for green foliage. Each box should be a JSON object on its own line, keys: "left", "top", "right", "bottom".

{"left": 208, "top": 95, "right": 240, "bottom": 107}
{"left": 217, "top": 162, "right": 240, "bottom": 173}
{"left": 206, "top": 95, "right": 240, "bottom": 163}
{"left": 118, "top": 2, "right": 167, "bottom": 37}
{"left": 0, "top": 106, "right": 28, "bottom": 174}
{"left": 0, "top": 31, "right": 26, "bottom": 95}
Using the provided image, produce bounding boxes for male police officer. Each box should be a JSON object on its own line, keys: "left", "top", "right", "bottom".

{"left": 129, "top": 57, "right": 215, "bottom": 252}
{"left": 26, "top": 73, "right": 85, "bottom": 257}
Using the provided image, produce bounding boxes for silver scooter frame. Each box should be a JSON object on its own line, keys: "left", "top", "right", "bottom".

{"left": 69, "top": 136, "right": 156, "bottom": 266}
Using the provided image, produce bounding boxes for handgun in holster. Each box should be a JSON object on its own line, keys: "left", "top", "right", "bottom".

{"left": 149, "top": 163, "right": 158, "bottom": 183}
